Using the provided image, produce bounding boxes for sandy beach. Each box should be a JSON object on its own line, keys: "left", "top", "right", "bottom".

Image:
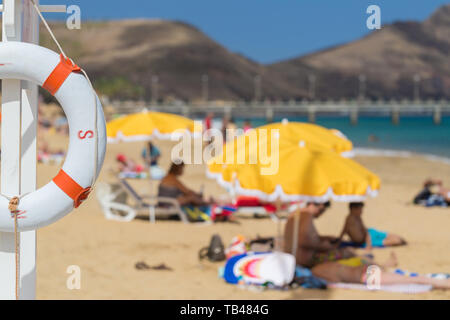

{"left": 30, "top": 133, "right": 450, "bottom": 300}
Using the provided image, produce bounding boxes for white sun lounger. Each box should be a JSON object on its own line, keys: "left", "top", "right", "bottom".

{"left": 95, "top": 179, "right": 190, "bottom": 224}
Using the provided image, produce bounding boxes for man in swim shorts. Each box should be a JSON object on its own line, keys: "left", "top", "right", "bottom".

{"left": 338, "top": 202, "right": 406, "bottom": 249}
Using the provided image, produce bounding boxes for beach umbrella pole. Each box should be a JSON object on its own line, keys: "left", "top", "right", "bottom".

{"left": 0, "top": 0, "right": 67, "bottom": 300}
{"left": 274, "top": 198, "right": 284, "bottom": 252}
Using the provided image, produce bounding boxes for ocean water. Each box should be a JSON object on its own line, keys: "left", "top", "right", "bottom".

{"left": 231, "top": 116, "right": 450, "bottom": 159}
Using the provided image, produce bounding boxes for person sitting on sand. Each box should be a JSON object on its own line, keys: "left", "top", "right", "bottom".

{"left": 284, "top": 202, "right": 357, "bottom": 268}
{"left": 414, "top": 179, "right": 450, "bottom": 207}
{"left": 284, "top": 202, "right": 450, "bottom": 289}
{"left": 338, "top": 202, "right": 406, "bottom": 249}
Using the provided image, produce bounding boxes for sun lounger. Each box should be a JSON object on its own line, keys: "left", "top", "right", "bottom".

{"left": 234, "top": 196, "right": 278, "bottom": 221}
{"left": 38, "top": 152, "right": 65, "bottom": 165}
{"left": 95, "top": 179, "right": 190, "bottom": 223}
{"left": 95, "top": 182, "right": 137, "bottom": 222}
{"left": 120, "top": 178, "right": 191, "bottom": 223}
{"left": 118, "top": 171, "right": 148, "bottom": 179}
{"left": 232, "top": 196, "right": 284, "bottom": 222}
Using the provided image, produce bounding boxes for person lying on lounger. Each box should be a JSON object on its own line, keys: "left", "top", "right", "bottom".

{"left": 338, "top": 202, "right": 406, "bottom": 249}
{"left": 116, "top": 153, "right": 145, "bottom": 174}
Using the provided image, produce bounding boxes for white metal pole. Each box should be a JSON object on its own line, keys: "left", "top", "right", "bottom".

{"left": 0, "top": 0, "right": 26, "bottom": 300}
{"left": 0, "top": 0, "right": 41, "bottom": 300}
{"left": 19, "top": 0, "right": 39, "bottom": 300}
{"left": 0, "top": 0, "right": 67, "bottom": 300}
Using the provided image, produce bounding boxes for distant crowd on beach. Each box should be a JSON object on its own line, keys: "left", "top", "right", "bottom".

{"left": 203, "top": 112, "right": 253, "bottom": 142}
{"left": 37, "top": 108, "right": 67, "bottom": 164}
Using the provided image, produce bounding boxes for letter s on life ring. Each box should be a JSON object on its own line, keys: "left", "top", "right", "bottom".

{"left": 0, "top": 42, "right": 107, "bottom": 232}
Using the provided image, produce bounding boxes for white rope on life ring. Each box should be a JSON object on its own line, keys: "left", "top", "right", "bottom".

{"left": 0, "top": 41, "right": 107, "bottom": 232}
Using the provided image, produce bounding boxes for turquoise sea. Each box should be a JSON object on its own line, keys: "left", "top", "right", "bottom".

{"left": 234, "top": 116, "right": 450, "bottom": 159}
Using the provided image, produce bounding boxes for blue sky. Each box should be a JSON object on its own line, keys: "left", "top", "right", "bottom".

{"left": 39, "top": 0, "right": 449, "bottom": 63}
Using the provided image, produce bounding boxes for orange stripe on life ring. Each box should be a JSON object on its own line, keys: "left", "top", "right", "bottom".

{"left": 43, "top": 54, "right": 81, "bottom": 95}
{"left": 53, "top": 169, "right": 91, "bottom": 208}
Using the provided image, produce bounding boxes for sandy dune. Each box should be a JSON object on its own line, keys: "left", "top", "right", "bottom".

{"left": 33, "top": 136, "right": 450, "bottom": 300}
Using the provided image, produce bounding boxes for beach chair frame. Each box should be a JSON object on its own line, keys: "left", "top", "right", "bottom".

{"left": 235, "top": 206, "right": 280, "bottom": 222}
{"left": 227, "top": 190, "right": 280, "bottom": 222}
{"left": 96, "top": 179, "right": 191, "bottom": 223}
{"left": 95, "top": 182, "right": 137, "bottom": 222}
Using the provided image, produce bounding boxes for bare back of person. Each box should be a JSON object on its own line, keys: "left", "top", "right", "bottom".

{"left": 284, "top": 208, "right": 354, "bottom": 268}
{"left": 284, "top": 211, "right": 319, "bottom": 266}
{"left": 344, "top": 214, "right": 367, "bottom": 244}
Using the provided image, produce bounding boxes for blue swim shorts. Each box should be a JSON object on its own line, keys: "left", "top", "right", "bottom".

{"left": 367, "top": 228, "right": 387, "bottom": 247}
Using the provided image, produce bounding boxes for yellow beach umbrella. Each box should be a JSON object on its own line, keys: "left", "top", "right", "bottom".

{"left": 208, "top": 121, "right": 353, "bottom": 177}
{"left": 207, "top": 132, "right": 379, "bottom": 202}
{"left": 107, "top": 110, "right": 199, "bottom": 143}
{"left": 258, "top": 121, "right": 353, "bottom": 156}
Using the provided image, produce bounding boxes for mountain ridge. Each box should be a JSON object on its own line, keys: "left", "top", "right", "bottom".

{"left": 34, "top": 4, "right": 450, "bottom": 101}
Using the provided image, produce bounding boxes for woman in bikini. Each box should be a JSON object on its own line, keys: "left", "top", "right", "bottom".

{"left": 158, "top": 161, "right": 211, "bottom": 206}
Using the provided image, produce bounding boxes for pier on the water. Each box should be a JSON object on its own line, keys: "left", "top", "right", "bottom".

{"left": 109, "top": 99, "right": 450, "bottom": 125}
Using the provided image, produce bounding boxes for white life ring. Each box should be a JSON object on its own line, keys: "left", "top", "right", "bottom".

{"left": 0, "top": 42, "right": 107, "bottom": 232}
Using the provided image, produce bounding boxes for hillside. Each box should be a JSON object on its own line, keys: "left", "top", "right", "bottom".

{"left": 40, "top": 19, "right": 304, "bottom": 102}
{"left": 33, "top": 4, "right": 450, "bottom": 101}
{"left": 270, "top": 4, "right": 450, "bottom": 99}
